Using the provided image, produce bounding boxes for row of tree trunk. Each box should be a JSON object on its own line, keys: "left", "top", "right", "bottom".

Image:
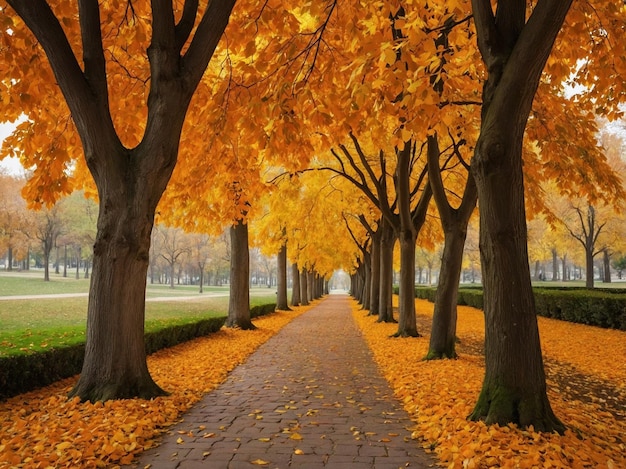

{"left": 226, "top": 221, "right": 327, "bottom": 331}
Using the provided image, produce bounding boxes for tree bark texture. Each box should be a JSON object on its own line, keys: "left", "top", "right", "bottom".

{"left": 368, "top": 226, "right": 381, "bottom": 317}
{"left": 69, "top": 161, "right": 172, "bottom": 401}
{"left": 603, "top": 250, "right": 611, "bottom": 283}
{"left": 394, "top": 141, "right": 419, "bottom": 337}
{"left": 362, "top": 251, "right": 371, "bottom": 310}
{"left": 468, "top": 0, "right": 571, "bottom": 432}
{"left": 378, "top": 219, "right": 396, "bottom": 323}
{"left": 585, "top": 248, "right": 595, "bottom": 288}
{"left": 291, "top": 262, "right": 301, "bottom": 306}
{"left": 300, "top": 268, "right": 309, "bottom": 305}
{"left": 426, "top": 134, "right": 477, "bottom": 359}
{"left": 276, "top": 243, "right": 291, "bottom": 310}
{"left": 226, "top": 220, "right": 255, "bottom": 330}
{"left": 307, "top": 269, "right": 315, "bottom": 302}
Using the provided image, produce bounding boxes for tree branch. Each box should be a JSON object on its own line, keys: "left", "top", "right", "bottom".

{"left": 78, "top": 0, "right": 107, "bottom": 98}
{"left": 175, "top": 0, "right": 199, "bottom": 52}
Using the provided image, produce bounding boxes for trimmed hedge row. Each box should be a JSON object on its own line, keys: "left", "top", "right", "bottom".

{"left": 411, "top": 286, "right": 626, "bottom": 330}
{"left": 0, "top": 303, "right": 277, "bottom": 401}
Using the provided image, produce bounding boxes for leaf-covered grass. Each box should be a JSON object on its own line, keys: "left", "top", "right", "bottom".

{"left": 0, "top": 302, "right": 315, "bottom": 468}
{"left": 0, "top": 294, "right": 273, "bottom": 357}
{"left": 353, "top": 298, "right": 626, "bottom": 469}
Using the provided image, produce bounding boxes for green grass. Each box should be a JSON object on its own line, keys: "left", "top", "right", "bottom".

{"left": 0, "top": 273, "right": 279, "bottom": 358}
{"left": 0, "top": 272, "right": 91, "bottom": 296}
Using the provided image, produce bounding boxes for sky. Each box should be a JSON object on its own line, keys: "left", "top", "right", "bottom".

{"left": 0, "top": 120, "right": 24, "bottom": 176}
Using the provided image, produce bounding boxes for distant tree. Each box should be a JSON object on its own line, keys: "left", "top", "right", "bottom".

{"left": 612, "top": 255, "right": 626, "bottom": 280}
{"left": 0, "top": 174, "right": 29, "bottom": 270}
{"left": 33, "top": 204, "right": 65, "bottom": 281}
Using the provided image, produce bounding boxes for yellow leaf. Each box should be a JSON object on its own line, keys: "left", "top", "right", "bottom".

{"left": 294, "top": 449, "right": 304, "bottom": 455}
{"left": 176, "top": 437, "right": 184, "bottom": 444}
{"left": 289, "top": 432, "right": 303, "bottom": 440}
{"left": 258, "top": 437, "right": 271, "bottom": 442}
{"left": 251, "top": 459, "right": 270, "bottom": 465}
{"left": 56, "top": 441, "right": 73, "bottom": 451}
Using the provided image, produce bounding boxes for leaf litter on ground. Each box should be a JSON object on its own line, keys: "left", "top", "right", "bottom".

{"left": 352, "top": 298, "right": 625, "bottom": 469}
{"left": 0, "top": 304, "right": 314, "bottom": 468}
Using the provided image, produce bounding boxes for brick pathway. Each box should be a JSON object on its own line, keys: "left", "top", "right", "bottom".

{"left": 128, "top": 294, "right": 435, "bottom": 469}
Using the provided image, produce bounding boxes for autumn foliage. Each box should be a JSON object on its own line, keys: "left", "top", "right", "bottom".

{"left": 353, "top": 299, "right": 625, "bottom": 469}
{"left": 0, "top": 306, "right": 313, "bottom": 468}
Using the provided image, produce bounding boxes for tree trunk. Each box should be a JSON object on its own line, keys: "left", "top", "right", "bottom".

{"left": 307, "top": 269, "right": 315, "bottom": 302}
{"left": 169, "top": 261, "right": 176, "bottom": 289}
{"left": 368, "top": 227, "right": 381, "bottom": 317}
{"left": 393, "top": 140, "right": 433, "bottom": 337}
{"left": 468, "top": 0, "right": 570, "bottom": 432}
{"left": 361, "top": 251, "right": 371, "bottom": 310}
{"left": 603, "top": 250, "right": 611, "bottom": 283}
{"left": 393, "top": 142, "right": 418, "bottom": 336}
{"left": 75, "top": 246, "right": 81, "bottom": 279}
{"left": 198, "top": 263, "right": 204, "bottom": 293}
{"left": 426, "top": 227, "right": 467, "bottom": 359}
{"left": 585, "top": 247, "right": 595, "bottom": 288}
{"left": 69, "top": 185, "right": 168, "bottom": 402}
{"left": 226, "top": 220, "right": 254, "bottom": 329}
{"left": 300, "top": 268, "right": 309, "bottom": 305}
{"left": 471, "top": 138, "right": 563, "bottom": 430}
{"left": 396, "top": 227, "right": 418, "bottom": 336}
{"left": 378, "top": 219, "right": 396, "bottom": 323}
{"left": 276, "top": 242, "right": 290, "bottom": 310}
{"left": 291, "top": 262, "right": 301, "bottom": 306}
{"left": 426, "top": 133, "right": 477, "bottom": 358}
{"left": 43, "top": 247, "right": 50, "bottom": 281}
{"left": 552, "top": 248, "right": 558, "bottom": 281}
{"left": 63, "top": 244, "right": 67, "bottom": 277}
{"left": 54, "top": 246, "right": 59, "bottom": 274}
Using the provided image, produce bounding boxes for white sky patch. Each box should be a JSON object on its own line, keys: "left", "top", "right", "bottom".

{"left": 0, "top": 119, "right": 26, "bottom": 176}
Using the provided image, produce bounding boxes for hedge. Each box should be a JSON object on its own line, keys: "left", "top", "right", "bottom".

{"left": 410, "top": 286, "right": 626, "bottom": 331}
{"left": 0, "top": 303, "right": 277, "bottom": 401}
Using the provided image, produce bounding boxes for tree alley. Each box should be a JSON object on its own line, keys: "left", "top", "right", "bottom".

{"left": 2, "top": 0, "right": 626, "bottom": 435}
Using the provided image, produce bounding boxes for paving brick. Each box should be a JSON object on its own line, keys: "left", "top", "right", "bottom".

{"left": 126, "top": 295, "right": 436, "bottom": 469}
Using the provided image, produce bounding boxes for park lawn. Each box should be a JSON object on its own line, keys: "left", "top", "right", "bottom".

{"left": 0, "top": 302, "right": 314, "bottom": 468}
{"left": 0, "top": 274, "right": 91, "bottom": 296}
{"left": 0, "top": 272, "right": 229, "bottom": 298}
{"left": 0, "top": 295, "right": 271, "bottom": 357}
{"left": 353, "top": 298, "right": 626, "bottom": 469}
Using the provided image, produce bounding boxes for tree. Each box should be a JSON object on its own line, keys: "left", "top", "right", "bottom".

{"left": 276, "top": 241, "right": 290, "bottom": 310}
{"left": 33, "top": 203, "right": 65, "bottom": 281}
{"left": 426, "top": 133, "right": 477, "bottom": 359}
{"left": 155, "top": 225, "right": 190, "bottom": 289}
{"left": 227, "top": 218, "right": 255, "bottom": 330}
{"left": 468, "top": 0, "right": 572, "bottom": 432}
{"left": 2, "top": 0, "right": 238, "bottom": 401}
{"left": 0, "top": 174, "right": 29, "bottom": 270}
{"left": 612, "top": 255, "right": 626, "bottom": 280}
{"left": 290, "top": 262, "right": 301, "bottom": 306}
{"left": 188, "top": 233, "right": 211, "bottom": 293}
{"left": 561, "top": 203, "right": 608, "bottom": 289}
